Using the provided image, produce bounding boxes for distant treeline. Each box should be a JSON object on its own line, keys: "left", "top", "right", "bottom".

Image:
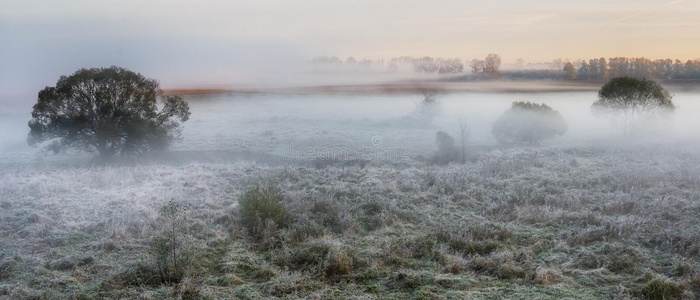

{"left": 570, "top": 57, "right": 700, "bottom": 80}
{"left": 310, "top": 55, "right": 700, "bottom": 81}
{"left": 310, "top": 55, "right": 492, "bottom": 75}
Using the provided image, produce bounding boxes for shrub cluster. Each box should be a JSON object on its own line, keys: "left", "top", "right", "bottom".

{"left": 238, "top": 186, "right": 290, "bottom": 241}
{"left": 431, "top": 131, "right": 461, "bottom": 165}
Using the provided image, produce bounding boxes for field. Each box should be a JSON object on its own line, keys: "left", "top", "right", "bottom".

{"left": 1, "top": 89, "right": 700, "bottom": 299}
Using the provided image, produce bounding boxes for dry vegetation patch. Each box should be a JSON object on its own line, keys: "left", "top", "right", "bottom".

{"left": 1, "top": 145, "right": 700, "bottom": 299}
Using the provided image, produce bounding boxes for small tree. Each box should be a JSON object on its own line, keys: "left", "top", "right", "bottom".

{"left": 414, "top": 89, "right": 442, "bottom": 123}
{"left": 492, "top": 102, "right": 567, "bottom": 145}
{"left": 592, "top": 77, "right": 674, "bottom": 136}
{"left": 150, "top": 200, "right": 191, "bottom": 284}
{"left": 27, "top": 66, "right": 190, "bottom": 159}
{"left": 421, "top": 89, "right": 439, "bottom": 104}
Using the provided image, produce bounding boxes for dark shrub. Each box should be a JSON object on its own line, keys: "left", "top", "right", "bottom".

{"left": 0, "top": 259, "right": 15, "bottom": 280}
{"left": 638, "top": 278, "right": 684, "bottom": 300}
{"left": 310, "top": 200, "right": 342, "bottom": 233}
{"left": 239, "top": 187, "right": 290, "bottom": 239}
{"left": 432, "top": 131, "right": 461, "bottom": 165}
{"left": 323, "top": 247, "right": 356, "bottom": 279}
{"left": 118, "top": 261, "right": 165, "bottom": 287}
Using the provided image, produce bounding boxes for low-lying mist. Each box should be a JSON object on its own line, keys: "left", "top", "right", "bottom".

{"left": 2, "top": 88, "right": 700, "bottom": 167}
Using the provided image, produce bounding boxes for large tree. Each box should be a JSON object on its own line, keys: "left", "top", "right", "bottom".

{"left": 28, "top": 66, "right": 190, "bottom": 159}
{"left": 592, "top": 77, "right": 674, "bottom": 136}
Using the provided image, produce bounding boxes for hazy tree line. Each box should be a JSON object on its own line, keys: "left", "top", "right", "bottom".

{"left": 469, "top": 54, "right": 502, "bottom": 78}
{"left": 574, "top": 57, "right": 700, "bottom": 80}
{"left": 310, "top": 55, "right": 700, "bottom": 81}
{"left": 310, "top": 54, "right": 501, "bottom": 75}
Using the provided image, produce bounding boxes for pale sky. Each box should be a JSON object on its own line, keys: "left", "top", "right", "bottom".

{"left": 1, "top": 0, "right": 699, "bottom": 93}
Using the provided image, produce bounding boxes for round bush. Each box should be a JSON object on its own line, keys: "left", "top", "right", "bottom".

{"left": 492, "top": 101, "right": 567, "bottom": 145}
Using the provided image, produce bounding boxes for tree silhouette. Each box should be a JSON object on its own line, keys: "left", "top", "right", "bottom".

{"left": 28, "top": 66, "right": 190, "bottom": 159}
{"left": 592, "top": 77, "right": 674, "bottom": 136}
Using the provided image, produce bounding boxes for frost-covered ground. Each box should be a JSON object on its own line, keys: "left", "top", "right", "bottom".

{"left": 2, "top": 145, "right": 700, "bottom": 299}
{"left": 1, "top": 91, "right": 700, "bottom": 299}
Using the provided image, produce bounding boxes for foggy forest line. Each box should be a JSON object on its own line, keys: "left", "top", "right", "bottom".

{"left": 309, "top": 54, "right": 700, "bottom": 81}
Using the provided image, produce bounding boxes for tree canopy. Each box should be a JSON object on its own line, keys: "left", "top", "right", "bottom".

{"left": 592, "top": 77, "right": 674, "bottom": 136}
{"left": 28, "top": 66, "right": 190, "bottom": 159}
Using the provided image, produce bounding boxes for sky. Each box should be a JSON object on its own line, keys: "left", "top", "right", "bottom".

{"left": 1, "top": 0, "right": 699, "bottom": 94}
